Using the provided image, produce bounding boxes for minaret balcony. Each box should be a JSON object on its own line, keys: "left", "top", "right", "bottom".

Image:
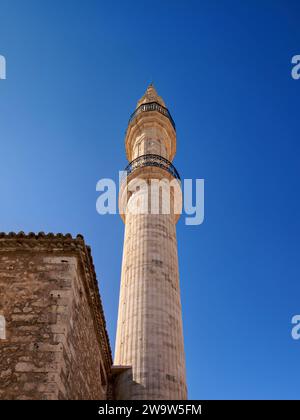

{"left": 128, "top": 101, "right": 176, "bottom": 131}
{"left": 123, "top": 153, "right": 180, "bottom": 181}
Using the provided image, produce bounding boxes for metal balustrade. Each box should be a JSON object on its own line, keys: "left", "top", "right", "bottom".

{"left": 123, "top": 154, "right": 180, "bottom": 181}
{"left": 128, "top": 102, "right": 176, "bottom": 130}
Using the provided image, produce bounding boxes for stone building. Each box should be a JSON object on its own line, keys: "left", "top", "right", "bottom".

{"left": 0, "top": 232, "right": 112, "bottom": 400}
{"left": 0, "top": 85, "right": 187, "bottom": 400}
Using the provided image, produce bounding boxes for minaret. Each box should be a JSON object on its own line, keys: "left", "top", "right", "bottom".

{"left": 114, "top": 84, "right": 187, "bottom": 400}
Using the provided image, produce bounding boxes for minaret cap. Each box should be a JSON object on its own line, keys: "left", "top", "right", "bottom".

{"left": 136, "top": 83, "right": 166, "bottom": 108}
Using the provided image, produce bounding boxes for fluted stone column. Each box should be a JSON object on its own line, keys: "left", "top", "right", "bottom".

{"left": 114, "top": 85, "right": 187, "bottom": 400}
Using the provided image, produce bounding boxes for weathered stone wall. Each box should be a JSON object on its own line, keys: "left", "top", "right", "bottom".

{"left": 0, "top": 233, "right": 112, "bottom": 400}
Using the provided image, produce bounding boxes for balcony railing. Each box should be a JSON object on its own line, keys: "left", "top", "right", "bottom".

{"left": 123, "top": 154, "right": 181, "bottom": 181}
{"left": 128, "top": 102, "right": 176, "bottom": 131}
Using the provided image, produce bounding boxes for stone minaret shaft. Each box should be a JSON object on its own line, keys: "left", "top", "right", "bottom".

{"left": 114, "top": 85, "right": 187, "bottom": 400}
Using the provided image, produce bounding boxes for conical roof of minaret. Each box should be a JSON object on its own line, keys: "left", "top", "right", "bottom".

{"left": 136, "top": 83, "right": 166, "bottom": 108}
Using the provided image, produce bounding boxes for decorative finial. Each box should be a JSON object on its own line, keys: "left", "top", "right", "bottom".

{"left": 136, "top": 83, "right": 166, "bottom": 108}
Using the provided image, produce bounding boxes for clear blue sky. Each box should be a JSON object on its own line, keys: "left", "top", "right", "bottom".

{"left": 1, "top": 0, "right": 300, "bottom": 399}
